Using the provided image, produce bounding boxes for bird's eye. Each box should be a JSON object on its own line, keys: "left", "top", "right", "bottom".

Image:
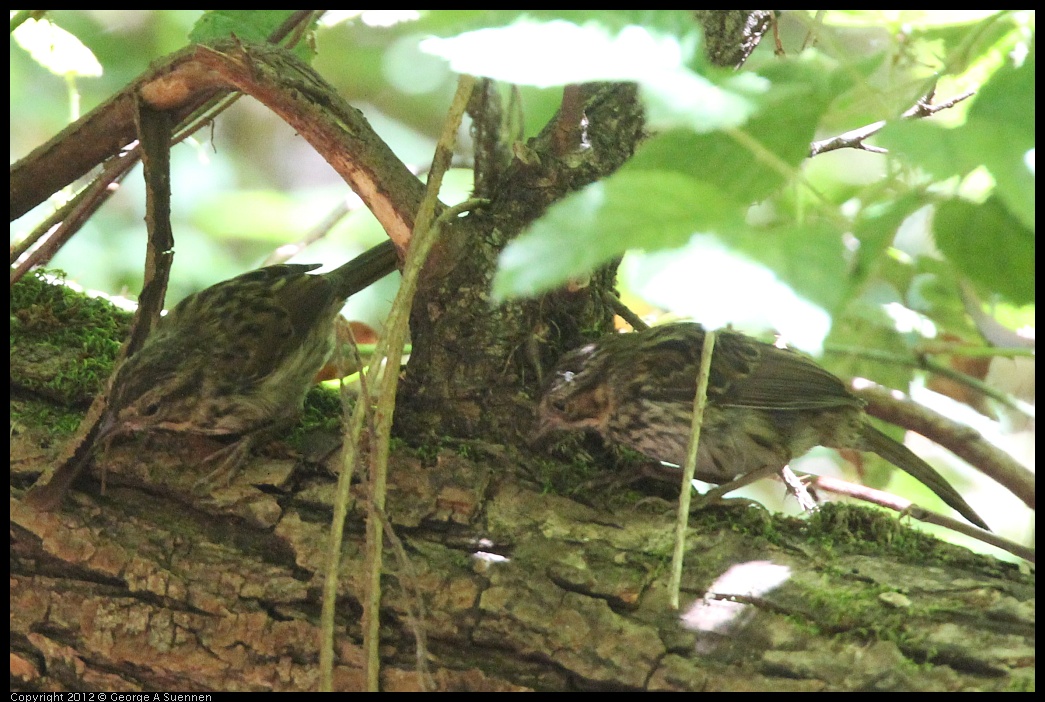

{"left": 551, "top": 398, "right": 569, "bottom": 413}
{"left": 141, "top": 401, "right": 161, "bottom": 417}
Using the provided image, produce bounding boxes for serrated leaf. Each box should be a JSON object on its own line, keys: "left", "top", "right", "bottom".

{"left": 492, "top": 49, "right": 867, "bottom": 302}
{"left": 623, "top": 234, "right": 835, "bottom": 353}
{"left": 639, "top": 68, "right": 761, "bottom": 133}
{"left": 964, "top": 42, "right": 1035, "bottom": 230}
{"left": 623, "top": 219, "right": 853, "bottom": 353}
{"left": 420, "top": 19, "right": 692, "bottom": 87}
{"left": 725, "top": 221, "right": 851, "bottom": 318}
{"left": 420, "top": 17, "right": 756, "bottom": 133}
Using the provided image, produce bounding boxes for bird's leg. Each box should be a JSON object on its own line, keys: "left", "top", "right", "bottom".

{"left": 193, "top": 434, "right": 260, "bottom": 492}
{"left": 780, "top": 465, "right": 819, "bottom": 513}
{"left": 690, "top": 463, "right": 784, "bottom": 511}
{"left": 192, "top": 420, "right": 292, "bottom": 492}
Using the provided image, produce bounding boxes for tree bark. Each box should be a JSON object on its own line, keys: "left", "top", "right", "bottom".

{"left": 10, "top": 427, "right": 1034, "bottom": 691}
{"left": 397, "top": 81, "right": 644, "bottom": 447}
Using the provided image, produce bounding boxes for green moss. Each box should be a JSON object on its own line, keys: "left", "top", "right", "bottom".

{"left": 529, "top": 453, "right": 601, "bottom": 496}
{"left": 1005, "top": 672, "right": 1035, "bottom": 692}
{"left": 723, "top": 501, "right": 785, "bottom": 539}
{"left": 283, "top": 386, "right": 354, "bottom": 447}
{"left": 11, "top": 269, "right": 129, "bottom": 405}
{"left": 11, "top": 397, "right": 83, "bottom": 438}
{"left": 302, "top": 385, "right": 348, "bottom": 424}
{"left": 397, "top": 435, "right": 492, "bottom": 466}
{"left": 10, "top": 272, "right": 365, "bottom": 451}
{"left": 801, "top": 502, "right": 988, "bottom": 566}
{"left": 415, "top": 441, "right": 441, "bottom": 463}
{"left": 802, "top": 583, "right": 907, "bottom": 637}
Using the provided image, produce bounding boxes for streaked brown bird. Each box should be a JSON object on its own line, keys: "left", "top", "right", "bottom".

{"left": 101, "top": 241, "right": 398, "bottom": 481}
{"left": 27, "top": 241, "right": 399, "bottom": 508}
{"left": 534, "top": 322, "right": 988, "bottom": 530}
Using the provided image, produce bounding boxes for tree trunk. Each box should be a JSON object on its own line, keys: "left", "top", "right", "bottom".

{"left": 397, "top": 81, "right": 643, "bottom": 447}
{"left": 10, "top": 427, "right": 1034, "bottom": 691}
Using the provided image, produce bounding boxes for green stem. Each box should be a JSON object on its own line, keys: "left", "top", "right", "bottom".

{"left": 671, "top": 329, "right": 717, "bottom": 609}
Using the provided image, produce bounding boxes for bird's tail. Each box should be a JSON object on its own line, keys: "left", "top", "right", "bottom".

{"left": 858, "top": 423, "right": 989, "bottom": 531}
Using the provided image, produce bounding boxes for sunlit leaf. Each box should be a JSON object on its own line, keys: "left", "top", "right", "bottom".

{"left": 421, "top": 17, "right": 757, "bottom": 132}
{"left": 13, "top": 18, "right": 103, "bottom": 77}
{"left": 963, "top": 41, "right": 1035, "bottom": 229}
{"left": 492, "top": 169, "right": 745, "bottom": 300}
{"left": 631, "top": 52, "right": 864, "bottom": 201}
{"left": 878, "top": 43, "right": 1034, "bottom": 229}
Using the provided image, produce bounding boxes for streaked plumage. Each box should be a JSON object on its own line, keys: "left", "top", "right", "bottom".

{"left": 99, "top": 241, "right": 398, "bottom": 482}
{"left": 535, "top": 322, "right": 987, "bottom": 530}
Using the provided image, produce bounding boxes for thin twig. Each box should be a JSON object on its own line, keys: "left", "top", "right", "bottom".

{"left": 800, "top": 10, "right": 826, "bottom": 52}
{"left": 670, "top": 329, "right": 717, "bottom": 609}
{"left": 11, "top": 16, "right": 311, "bottom": 284}
{"left": 374, "top": 503, "right": 435, "bottom": 690}
{"left": 601, "top": 291, "right": 649, "bottom": 331}
{"left": 825, "top": 344, "right": 1034, "bottom": 419}
{"left": 854, "top": 384, "right": 1035, "bottom": 511}
{"left": 318, "top": 74, "right": 482, "bottom": 691}
{"left": 809, "top": 89, "right": 975, "bottom": 157}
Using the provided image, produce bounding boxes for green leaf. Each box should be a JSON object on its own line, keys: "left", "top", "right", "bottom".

{"left": 639, "top": 67, "right": 761, "bottom": 133}
{"left": 624, "top": 219, "right": 853, "bottom": 353}
{"left": 878, "top": 44, "right": 1034, "bottom": 230}
{"left": 963, "top": 42, "right": 1035, "bottom": 230}
{"left": 420, "top": 18, "right": 694, "bottom": 87}
{"left": 623, "top": 231, "right": 838, "bottom": 353}
{"left": 933, "top": 197, "right": 1035, "bottom": 304}
{"left": 725, "top": 221, "right": 851, "bottom": 318}
{"left": 492, "top": 49, "right": 867, "bottom": 302}
{"left": 851, "top": 192, "right": 934, "bottom": 285}
{"left": 628, "top": 129, "right": 774, "bottom": 197}
{"left": 492, "top": 170, "right": 745, "bottom": 300}
{"left": 631, "top": 52, "right": 862, "bottom": 202}
{"left": 905, "top": 258, "right": 984, "bottom": 341}
{"left": 825, "top": 298, "right": 916, "bottom": 392}
{"left": 877, "top": 121, "right": 978, "bottom": 179}
{"left": 190, "top": 10, "right": 316, "bottom": 60}
{"left": 420, "top": 16, "right": 759, "bottom": 132}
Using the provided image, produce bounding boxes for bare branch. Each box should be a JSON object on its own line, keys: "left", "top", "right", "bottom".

{"left": 855, "top": 385, "right": 1035, "bottom": 510}
{"left": 809, "top": 90, "right": 975, "bottom": 157}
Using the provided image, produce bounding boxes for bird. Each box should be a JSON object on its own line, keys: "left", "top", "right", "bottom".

{"left": 26, "top": 240, "right": 399, "bottom": 507}
{"left": 534, "top": 322, "right": 989, "bottom": 530}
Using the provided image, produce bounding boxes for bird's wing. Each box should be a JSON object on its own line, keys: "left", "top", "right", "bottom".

{"left": 634, "top": 325, "right": 861, "bottom": 412}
